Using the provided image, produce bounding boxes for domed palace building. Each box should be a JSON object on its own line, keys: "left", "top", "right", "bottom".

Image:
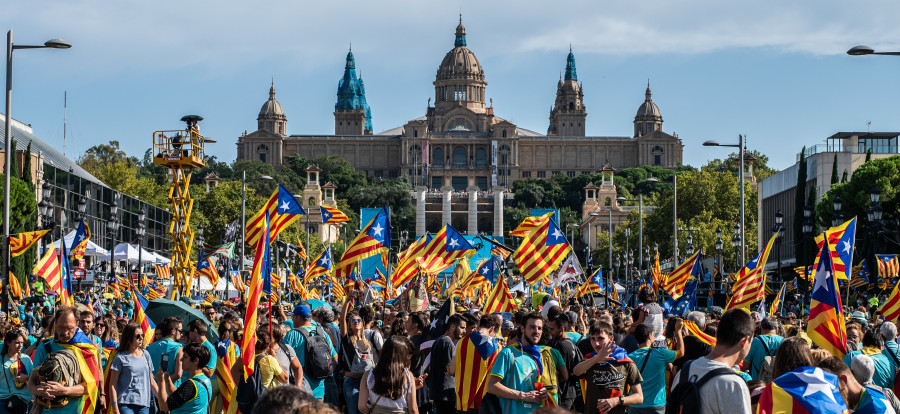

{"left": 236, "top": 20, "right": 684, "bottom": 236}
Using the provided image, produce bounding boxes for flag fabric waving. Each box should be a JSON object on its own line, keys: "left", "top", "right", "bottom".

{"left": 415, "top": 225, "right": 475, "bottom": 276}
{"left": 295, "top": 236, "right": 308, "bottom": 261}
{"left": 320, "top": 205, "right": 350, "bottom": 225}
{"left": 576, "top": 268, "right": 606, "bottom": 297}
{"left": 69, "top": 221, "right": 91, "bottom": 261}
{"left": 877, "top": 254, "right": 899, "bottom": 279}
{"left": 8, "top": 272, "right": 23, "bottom": 299}
{"left": 807, "top": 241, "right": 849, "bottom": 359}
{"left": 663, "top": 251, "right": 701, "bottom": 299}
{"left": 228, "top": 271, "right": 246, "bottom": 293}
{"left": 129, "top": 286, "right": 157, "bottom": 344}
{"left": 336, "top": 207, "right": 390, "bottom": 280}
{"left": 240, "top": 214, "right": 272, "bottom": 379}
{"left": 770, "top": 283, "right": 786, "bottom": 316}
{"left": 455, "top": 330, "right": 500, "bottom": 411}
{"left": 471, "top": 256, "right": 502, "bottom": 287}
{"left": 879, "top": 278, "right": 900, "bottom": 323}
{"left": 9, "top": 229, "right": 49, "bottom": 257}
{"left": 245, "top": 184, "right": 306, "bottom": 250}
{"left": 756, "top": 367, "right": 849, "bottom": 414}
{"left": 304, "top": 247, "right": 333, "bottom": 284}
{"left": 34, "top": 244, "right": 71, "bottom": 306}
{"left": 200, "top": 241, "right": 235, "bottom": 260}
{"left": 484, "top": 275, "right": 517, "bottom": 313}
{"left": 392, "top": 234, "right": 431, "bottom": 287}
{"left": 726, "top": 233, "right": 777, "bottom": 311}
{"left": 195, "top": 258, "right": 219, "bottom": 288}
{"left": 813, "top": 218, "right": 857, "bottom": 280}
{"left": 155, "top": 263, "right": 171, "bottom": 280}
{"left": 666, "top": 279, "right": 698, "bottom": 316}
{"left": 512, "top": 213, "right": 571, "bottom": 285}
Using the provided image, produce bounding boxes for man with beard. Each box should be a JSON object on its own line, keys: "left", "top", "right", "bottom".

{"left": 487, "top": 312, "right": 566, "bottom": 414}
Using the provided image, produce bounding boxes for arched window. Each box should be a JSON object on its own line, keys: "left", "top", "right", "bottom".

{"left": 604, "top": 197, "right": 611, "bottom": 206}
{"left": 447, "top": 117, "right": 474, "bottom": 132}
{"left": 453, "top": 147, "right": 467, "bottom": 167}
{"left": 308, "top": 197, "right": 317, "bottom": 207}
{"left": 475, "top": 148, "right": 487, "bottom": 167}
{"left": 568, "top": 102, "right": 575, "bottom": 111}
{"left": 413, "top": 129, "right": 418, "bottom": 138}
{"left": 501, "top": 129, "right": 507, "bottom": 138}
{"left": 433, "top": 148, "right": 444, "bottom": 166}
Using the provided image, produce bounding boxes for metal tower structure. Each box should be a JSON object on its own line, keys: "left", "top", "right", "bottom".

{"left": 152, "top": 115, "right": 215, "bottom": 297}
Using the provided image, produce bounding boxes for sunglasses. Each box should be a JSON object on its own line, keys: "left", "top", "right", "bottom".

{"left": 350, "top": 318, "right": 363, "bottom": 323}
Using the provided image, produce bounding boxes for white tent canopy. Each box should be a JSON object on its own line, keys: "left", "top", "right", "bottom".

{"left": 43, "top": 230, "right": 109, "bottom": 257}
{"left": 103, "top": 243, "right": 171, "bottom": 264}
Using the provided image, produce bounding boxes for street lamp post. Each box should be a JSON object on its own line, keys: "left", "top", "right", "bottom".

{"left": 195, "top": 223, "right": 204, "bottom": 296}
{"left": 703, "top": 135, "right": 746, "bottom": 266}
{"left": 802, "top": 204, "right": 814, "bottom": 310}
{"left": 616, "top": 194, "right": 644, "bottom": 272}
{"left": 832, "top": 196, "right": 843, "bottom": 227}
{"left": 645, "top": 176, "right": 677, "bottom": 268}
{"left": 868, "top": 187, "right": 883, "bottom": 293}
{"left": 774, "top": 210, "right": 783, "bottom": 282}
{"left": 2, "top": 31, "right": 71, "bottom": 311}
{"left": 107, "top": 197, "right": 120, "bottom": 290}
{"left": 715, "top": 226, "right": 723, "bottom": 301}
{"left": 732, "top": 223, "right": 742, "bottom": 271}
{"left": 136, "top": 209, "right": 146, "bottom": 292}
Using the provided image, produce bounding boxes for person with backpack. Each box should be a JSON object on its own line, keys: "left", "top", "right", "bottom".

{"left": 668, "top": 308, "right": 753, "bottom": 414}
{"left": 283, "top": 303, "right": 337, "bottom": 401}
{"left": 341, "top": 295, "right": 377, "bottom": 414}
{"left": 548, "top": 314, "right": 581, "bottom": 410}
{"left": 628, "top": 321, "right": 684, "bottom": 414}
{"left": 156, "top": 343, "right": 212, "bottom": 414}
{"left": 271, "top": 324, "right": 303, "bottom": 388}
{"left": 843, "top": 329, "right": 896, "bottom": 388}
{"left": 232, "top": 327, "right": 286, "bottom": 414}
{"left": 743, "top": 316, "right": 782, "bottom": 381}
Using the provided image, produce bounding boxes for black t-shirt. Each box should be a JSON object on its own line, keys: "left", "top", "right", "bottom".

{"left": 673, "top": 335, "right": 712, "bottom": 369}
{"left": 429, "top": 335, "right": 456, "bottom": 402}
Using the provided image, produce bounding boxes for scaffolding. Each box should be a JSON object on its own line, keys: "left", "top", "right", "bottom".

{"left": 152, "top": 115, "right": 212, "bottom": 297}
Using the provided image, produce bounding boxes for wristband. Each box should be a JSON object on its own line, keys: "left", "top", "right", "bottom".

{"left": 519, "top": 390, "right": 524, "bottom": 401}
{"left": 111, "top": 402, "right": 118, "bottom": 405}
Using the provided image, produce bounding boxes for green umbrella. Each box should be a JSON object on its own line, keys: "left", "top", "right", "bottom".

{"left": 145, "top": 299, "right": 217, "bottom": 342}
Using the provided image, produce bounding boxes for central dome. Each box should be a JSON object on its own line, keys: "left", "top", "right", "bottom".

{"left": 259, "top": 83, "right": 285, "bottom": 119}
{"left": 436, "top": 21, "right": 484, "bottom": 82}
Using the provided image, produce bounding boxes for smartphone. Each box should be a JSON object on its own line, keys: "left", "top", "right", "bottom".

{"left": 161, "top": 353, "right": 169, "bottom": 372}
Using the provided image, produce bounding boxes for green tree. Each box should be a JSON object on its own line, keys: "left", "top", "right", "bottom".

{"left": 831, "top": 153, "right": 839, "bottom": 185}
{"left": 841, "top": 170, "right": 848, "bottom": 183}
{"left": 701, "top": 150, "right": 778, "bottom": 181}
{"left": 77, "top": 141, "right": 138, "bottom": 171}
{"left": 3, "top": 174, "right": 37, "bottom": 283}
{"left": 9, "top": 139, "right": 17, "bottom": 179}
{"left": 866, "top": 148, "right": 872, "bottom": 162}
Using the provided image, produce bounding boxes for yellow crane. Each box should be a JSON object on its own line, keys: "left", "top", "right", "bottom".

{"left": 151, "top": 115, "right": 215, "bottom": 298}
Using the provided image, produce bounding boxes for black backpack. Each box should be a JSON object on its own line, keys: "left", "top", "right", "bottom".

{"left": 665, "top": 359, "right": 738, "bottom": 414}
{"left": 235, "top": 355, "right": 265, "bottom": 414}
{"left": 298, "top": 325, "right": 333, "bottom": 379}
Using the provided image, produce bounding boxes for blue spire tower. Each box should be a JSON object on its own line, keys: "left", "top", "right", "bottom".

{"left": 548, "top": 46, "right": 586, "bottom": 136}
{"left": 334, "top": 48, "right": 373, "bottom": 135}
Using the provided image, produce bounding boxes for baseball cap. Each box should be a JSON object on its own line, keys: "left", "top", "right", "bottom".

{"left": 291, "top": 304, "right": 312, "bottom": 318}
{"left": 501, "top": 320, "right": 514, "bottom": 331}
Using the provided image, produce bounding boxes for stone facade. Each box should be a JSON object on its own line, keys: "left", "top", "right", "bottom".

{"left": 236, "top": 20, "right": 685, "bottom": 191}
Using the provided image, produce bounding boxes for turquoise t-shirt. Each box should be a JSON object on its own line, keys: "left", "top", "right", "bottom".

{"left": 181, "top": 340, "right": 218, "bottom": 381}
{"left": 0, "top": 354, "right": 33, "bottom": 400}
{"left": 488, "top": 346, "right": 543, "bottom": 414}
{"left": 744, "top": 334, "right": 783, "bottom": 380}
{"left": 628, "top": 346, "right": 677, "bottom": 408}
{"left": 844, "top": 350, "right": 896, "bottom": 388}
{"left": 33, "top": 340, "right": 89, "bottom": 414}
{"left": 170, "top": 373, "right": 212, "bottom": 414}
{"left": 565, "top": 332, "right": 583, "bottom": 344}
{"left": 147, "top": 338, "right": 184, "bottom": 376}
{"left": 282, "top": 322, "right": 336, "bottom": 399}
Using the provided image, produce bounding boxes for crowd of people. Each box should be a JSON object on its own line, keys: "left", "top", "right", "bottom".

{"left": 0, "top": 283, "right": 898, "bottom": 414}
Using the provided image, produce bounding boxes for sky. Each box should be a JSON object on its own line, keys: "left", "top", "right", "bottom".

{"left": 5, "top": 0, "right": 900, "bottom": 172}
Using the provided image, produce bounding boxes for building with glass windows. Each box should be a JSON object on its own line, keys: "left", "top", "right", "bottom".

{"left": 236, "top": 20, "right": 685, "bottom": 192}
{"left": 0, "top": 114, "right": 172, "bottom": 282}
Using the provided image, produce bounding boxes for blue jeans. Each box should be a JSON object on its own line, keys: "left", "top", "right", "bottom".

{"left": 117, "top": 404, "right": 150, "bottom": 414}
{"left": 343, "top": 376, "right": 361, "bottom": 414}
{"left": 324, "top": 374, "right": 340, "bottom": 406}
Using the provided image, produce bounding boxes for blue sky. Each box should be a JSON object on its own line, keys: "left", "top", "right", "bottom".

{"left": 5, "top": 0, "right": 900, "bottom": 171}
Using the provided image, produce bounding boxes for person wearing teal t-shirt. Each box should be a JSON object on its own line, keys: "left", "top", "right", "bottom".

{"left": 844, "top": 330, "right": 897, "bottom": 389}
{"left": 147, "top": 317, "right": 184, "bottom": 381}
{"left": 156, "top": 343, "right": 212, "bottom": 414}
{"left": 29, "top": 308, "right": 99, "bottom": 414}
{"left": 744, "top": 317, "right": 783, "bottom": 380}
{"left": 628, "top": 322, "right": 683, "bottom": 412}
{"left": 282, "top": 304, "right": 337, "bottom": 400}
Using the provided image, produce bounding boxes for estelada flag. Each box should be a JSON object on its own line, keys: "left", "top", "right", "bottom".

{"left": 295, "top": 236, "right": 308, "bottom": 262}
{"left": 455, "top": 331, "right": 500, "bottom": 411}
{"left": 879, "top": 277, "right": 900, "bottom": 323}
{"left": 228, "top": 271, "right": 246, "bottom": 293}
{"left": 34, "top": 244, "right": 70, "bottom": 306}
{"left": 335, "top": 206, "right": 390, "bottom": 280}
{"left": 245, "top": 184, "right": 305, "bottom": 250}
{"left": 9, "top": 229, "right": 48, "bottom": 257}
{"left": 512, "top": 213, "right": 571, "bottom": 285}
{"left": 416, "top": 225, "right": 475, "bottom": 276}
{"left": 320, "top": 205, "right": 350, "bottom": 224}
{"left": 304, "top": 247, "right": 333, "bottom": 284}
{"left": 195, "top": 258, "right": 219, "bottom": 288}
{"left": 813, "top": 218, "right": 856, "bottom": 280}
{"left": 54, "top": 328, "right": 102, "bottom": 414}
{"left": 155, "top": 263, "right": 171, "bottom": 280}
{"left": 215, "top": 340, "right": 240, "bottom": 414}
{"left": 392, "top": 234, "right": 431, "bottom": 287}
{"left": 483, "top": 275, "right": 516, "bottom": 313}
{"left": 70, "top": 220, "right": 91, "bottom": 261}
{"left": 807, "top": 240, "right": 849, "bottom": 358}
{"left": 756, "top": 366, "right": 849, "bottom": 414}
{"left": 241, "top": 214, "right": 271, "bottom": 379}
{"left": 663, "top": 250, "right": 701, "bottom": 299}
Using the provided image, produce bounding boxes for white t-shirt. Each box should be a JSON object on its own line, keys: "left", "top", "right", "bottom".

{"left": 365, "top": 368, "right": 413, "bottom": 409}
{"left": 670, "top": 356, "right": 751, "bottom": 414}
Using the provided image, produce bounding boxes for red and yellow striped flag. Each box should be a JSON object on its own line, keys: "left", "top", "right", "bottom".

{"left": 335, "top": 207, "right": 390, "bottom": 280}
{"left": 455, "top": 331, "right": 500, "bottom": 411}
{"left": 484, "top": 276, "right": 517, "bottom": 313}
{"left": 245, "top": 184, "right": 305, "bottom": 250}
{"left": 684, "top": 320, "right": 716, "bottom": 347}
{"left": 320, "top": 205, "right": 350, "bottom": 224}
{"left": 9, "top": 229, "right": 49, "bottom": 257}
{"left": 34, "top": 244, "right": 71, "bottom": 306}
{"left": 663, "top": 251, "right": 701, "bottom": 299}
{"left": 215, "top": 340, "right": 239, "bottom": 414}
{"left": 7, "top": 272, "right": 23, "bottom": 299}
{"left": 512, "top": 213, "right": 571, "bottom": 285}
{"left": 240, "top": 214, "right": 271, "bottom": 379}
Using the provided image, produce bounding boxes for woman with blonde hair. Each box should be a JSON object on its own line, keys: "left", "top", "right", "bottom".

{"left": 358, "top": 336, "right": 418, "bottom": 414}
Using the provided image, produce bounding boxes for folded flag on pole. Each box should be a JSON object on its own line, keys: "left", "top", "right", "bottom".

{"left": 576, "top": 268, "right": 605, "bottom": 297}
{"left": 69, "top": 221, "right": 91, "bottom": 261}
{"left": 336, "top": 206, "right": 390, "bottom": 280}
{"left": 129, "top": 285, "right": 157, "bottom": 344}
{"left": 726, "top": 232, "right": 777, "bottom": 310}
{"left": 295, "top": 236, "right": 308, "bottom": 261}
{"left": 877, "top": 254, "right": 899, "bottom": 279}
{"left": 245, "top": 184, "right": 305, "bottom": 250}
{"left": 879, "top": 274, "right": 900, "bottom": 323}
{"left": 756, "top": 367, "right": 849, "bottom": 414}
{"left": 512, "top": 213, "right": 571, "bottom": 285}
{"left": 455, "top": 331, "right": 500, "bottom": 412}
{"left": 9, "top": 229, "right": 49, "bottom": 257}
{"left": 320, "top": 205, "right": 350, "bottom": 225}
{"left": 770, "top": 283, "right": 786, "bottom": 316}
{"left": 304, "top": 247, "right": 333, "bottom": 284}
{"left": 8, "top": 272, "right": 23, "bottom": 300}
{"left": 663, "top": 251, "right": 701, "bottom": 299}
{"left": 484, "top": 274, "right": 517, "bottom": 313}
{"left": 241, "top": 214, "right": 272, "bottom": 379}
{"left": 807, "top": 240, "right": 849, "bottom": 359}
